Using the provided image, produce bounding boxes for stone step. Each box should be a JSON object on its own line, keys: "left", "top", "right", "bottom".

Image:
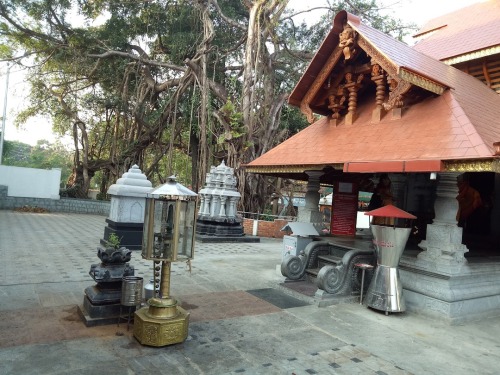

{"left": 306, "top": 268, "right": 319, "bottom": 276}
{"left": 305, "top": 267, "right": 319, "bottom": 283}
{"left": 317, "top": 254, "right": 342, "bottom": 267}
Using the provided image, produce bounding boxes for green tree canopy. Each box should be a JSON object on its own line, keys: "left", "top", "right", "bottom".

{"left": 0, "top": 0, "right": 415, "bottom": 210}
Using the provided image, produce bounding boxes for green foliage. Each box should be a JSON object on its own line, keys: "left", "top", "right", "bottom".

{"left": 2, "top": 139, "right": 73, "bottom": 186}
{"left": 0, "top": 0, "right": 415, "bottom": 211}
{"left": 105, "top": 233, "right": 121, "bottom": 249}
{"left": 217, "top": 100, "right": 245, "bottom": 145}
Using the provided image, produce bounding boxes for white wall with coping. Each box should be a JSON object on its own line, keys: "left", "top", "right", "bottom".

{"left": 0, "top": 165, "right": 61, "bottom": 199}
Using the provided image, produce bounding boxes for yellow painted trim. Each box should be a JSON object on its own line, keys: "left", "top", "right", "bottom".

{"left": 399, "top": 68, "right": 447, "bottom": 95}
{"left": 244, "top": 164, "right": 342, "bottom": 174}
{"left": 443, "top": 45, "right": 500, "bottom": 65}
{"left": 443, "top": 158, "right": 500, "bottom": 173}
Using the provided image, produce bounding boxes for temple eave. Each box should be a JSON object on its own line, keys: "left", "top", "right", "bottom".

{"left": 398, "top": 68, "right": 447, "bottom": 94}
{"left": 443, "top": 158, "right": 500, "bottom": 173}
{"left": 244, "top": 158, "right": 500, "bottom": 177}
{"left": 442, "top": 45, "right": 500, "bottom": 66}
{"left": 245, "top": 164, "right": 339, "bottom": 174}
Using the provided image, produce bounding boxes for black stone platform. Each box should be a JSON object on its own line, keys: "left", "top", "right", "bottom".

{"left": 79, "top": 283, "right": 129, "bottom": 327}
{"left": 101, "top": 219, "right": 143, "bottom": 250}
{"left": 196, "top": 219, "right": 259, "bottom": 243}
{"left": 196, "top": 234, "right": 260, "bottom": 243}
{"left": 77, "top": 299, "right": 138, "bottom": 327}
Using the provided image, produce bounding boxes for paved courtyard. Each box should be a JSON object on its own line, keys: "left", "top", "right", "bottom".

{"left": 1, "top": 210, "right": 500, "bottom": 374}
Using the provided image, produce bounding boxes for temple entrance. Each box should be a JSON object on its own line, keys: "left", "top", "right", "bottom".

{"left": 465, "top": 172, "right": 494, "bottom": 235}
{"left": 462, "top": 172, "right": 496, "bottom": 254}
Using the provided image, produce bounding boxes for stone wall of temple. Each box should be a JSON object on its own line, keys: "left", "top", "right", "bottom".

{"left": 0, "top": 185, "right": 110, "bottom": 215}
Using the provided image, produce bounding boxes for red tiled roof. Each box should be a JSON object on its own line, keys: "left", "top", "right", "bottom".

{"left": 246, "top": 10, "right": 500, "bottom": 173}
{"left": 246, "top": 89, "right": 496, "bottom": 170}
{"left": 413, "top": 1, "right": 500, "bottom": 61}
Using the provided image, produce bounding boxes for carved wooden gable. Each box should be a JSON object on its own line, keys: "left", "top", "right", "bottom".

{"left": 298, "top": 12, "right": 448, "bottom": 126}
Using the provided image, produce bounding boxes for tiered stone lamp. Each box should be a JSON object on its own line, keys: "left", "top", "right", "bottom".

{"left": 196, "top": 161, "right": 258, "bottom": 242}
{"left": 133, "top": 176, "right": 198, "bottom": 347}
{"left": 102, "top": 165, "right": 153, "bottom": 250}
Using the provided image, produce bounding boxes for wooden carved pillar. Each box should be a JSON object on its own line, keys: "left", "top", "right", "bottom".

{"left": 344, "top": 72, "right": 363, "bottom": 125}
{"left": 384, "top": 76, "right": 410, "bottom": 119}
{"left": 327, "top": 87, "right": 346, "bottom": 126}
{"left": 371, "top": 63, "right": 385, "bottom": 122}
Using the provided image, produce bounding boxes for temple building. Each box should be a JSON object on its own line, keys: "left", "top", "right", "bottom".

{"left": 244, "top": 1, "right": 500, "bottom": 323}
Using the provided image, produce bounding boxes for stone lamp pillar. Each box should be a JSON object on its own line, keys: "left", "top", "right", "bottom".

{"left": 102, "top": 165, "right": 153, "bottom": 250}
{"left": 196, "top": 161, "right": 259, "bottom": 242}
{"left": 134, "top": 176, "right": 198, "bottom": 347}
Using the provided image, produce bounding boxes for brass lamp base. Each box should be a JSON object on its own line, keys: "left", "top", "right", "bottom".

{"left": 146, "top": 297, "right": 179, "bottom": 319}
{"left": 133, "top": 304, "right": 190, "bottom": 347}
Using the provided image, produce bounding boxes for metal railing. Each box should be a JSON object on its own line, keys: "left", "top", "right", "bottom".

{"left": 237, "top": 211, "right": 296, "bottom": 222}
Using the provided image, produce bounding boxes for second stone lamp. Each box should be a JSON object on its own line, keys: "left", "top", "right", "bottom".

{"left": 133, "top": 176, "right": 197, "bottom": 347}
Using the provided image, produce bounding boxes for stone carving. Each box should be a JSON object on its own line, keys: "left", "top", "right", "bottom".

{"left": 198, "top": 161, "right": 239, "bottom": 223}
{"left": 79, "top": 244, "right": 135, "bottom": 326}
{"left": 89, "top": 246, "right": 134, "bottom": 283}
{"left": 281, "top": 241, "right": 375, "bottom": 296}
{"left": 97, "top": 246, "right": 132, "bottom": 265}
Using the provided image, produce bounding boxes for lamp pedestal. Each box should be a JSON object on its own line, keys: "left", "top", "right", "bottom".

{"left": 133, "top": 261, "right": 190, "bottom": 346}
{"left": 133, "top": 306, "right": 189, "bottom": 347}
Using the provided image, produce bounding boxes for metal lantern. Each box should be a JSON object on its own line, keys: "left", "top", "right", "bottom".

{"left": 134, "top": 175, "right": 198, "bottom": 347}
{"left": 141, "top": 176, "right": 197, "bottom": 262}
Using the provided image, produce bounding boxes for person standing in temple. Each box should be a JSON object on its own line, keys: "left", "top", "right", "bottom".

{"left": 368, "top": 174, "right": 394, "bottom": 225}
{"left": 456, "top": 173, "right": 482, "bottom": 230}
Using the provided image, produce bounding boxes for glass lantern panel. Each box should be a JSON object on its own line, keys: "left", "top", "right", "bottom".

{"left": 152, "top": 200, "right": 175, "bottom": 261}
{"left": 177, "top": 200, "right": 196, "bottom": 260}
{"left": 141, "top": 198, "right": 154, "bottom": 259}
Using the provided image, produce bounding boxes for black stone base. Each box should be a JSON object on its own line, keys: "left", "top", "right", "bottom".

{"left": 79, "top": 291, "right": 141, "bottom": 327}
{"left": 195, "top": 219, "right": 259, "bottom": 243}
{"left": 85, "top": 284, "right": 122, "bottom": 305}
{"left": 101, "top": 219, "right": 144, "bottom": 250}
{"left": 196, "top": 234, "right": 260, "bottom": 243}
{"left": 196, "top": 220, "right": 245, "bottom": 237}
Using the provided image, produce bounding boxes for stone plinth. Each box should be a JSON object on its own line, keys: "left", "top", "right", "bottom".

{"left": 400, "top": 258, "right": 500, "bottom": 324}
{"left": 102, "top": 165, "right": 153, "bottom": 250}
{"left": 398, "top": 173, "right": 500, "bottom": 323}
{"left": 417, "top": 173, "right": 468, "bottom": 268}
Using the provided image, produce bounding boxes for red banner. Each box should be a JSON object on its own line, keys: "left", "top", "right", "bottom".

{"left": 331, "top": 182, "right": 359, "bottom": 236}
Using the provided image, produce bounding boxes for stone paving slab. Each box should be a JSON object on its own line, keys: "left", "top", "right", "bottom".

{"left": 1, "top": 211, "right": 500, "bottom": 375}
{"left": 246, "top": 288, "right": 311, "bottom": 309}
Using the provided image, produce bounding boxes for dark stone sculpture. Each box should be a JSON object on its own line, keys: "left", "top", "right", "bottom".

{"left": 78, "top": 246, "right": 135, "bottom": 326}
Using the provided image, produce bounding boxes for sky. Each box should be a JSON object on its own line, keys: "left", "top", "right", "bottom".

{"left": 0, "top": 0, "right": 487, "bottom": 148}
